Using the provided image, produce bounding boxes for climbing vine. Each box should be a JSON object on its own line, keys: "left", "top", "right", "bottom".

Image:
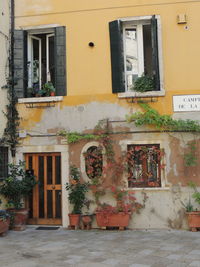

{"left": 1, "top": 79, "right": 20, "bottom": 157}
{"left": 58, "top": 130, "right": 103, "bottom": 144}
{"left": 126, "top": 103, "right": 200, "bottom": 132}
{"left": 126, "top": 103, "right": 200, "bottom": 167}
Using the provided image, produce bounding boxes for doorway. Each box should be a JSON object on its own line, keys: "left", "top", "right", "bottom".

{"left": 25, "top": 153, "right": 62, "bottom": 225}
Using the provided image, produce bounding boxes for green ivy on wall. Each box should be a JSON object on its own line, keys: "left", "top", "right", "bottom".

{"left": 126, "top": 103, "right": 200, "bottom": 132}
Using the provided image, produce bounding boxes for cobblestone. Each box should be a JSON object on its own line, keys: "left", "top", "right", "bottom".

{"left": 0, "top": 227, "right": 200, "bottom": 266}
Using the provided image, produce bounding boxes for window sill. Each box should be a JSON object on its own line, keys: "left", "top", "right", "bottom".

{"left": 118, "top": 90, "right": 165, "bottom": 98}
{"left": 127, "top": 187, "right": 170, "bottom": 191}
{"left": 18, "top": 96, "right": 63, "bottom": 104}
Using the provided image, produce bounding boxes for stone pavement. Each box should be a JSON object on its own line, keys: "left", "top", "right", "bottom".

{"left": 0, "top": 227, "right": 200, "bottom": 267}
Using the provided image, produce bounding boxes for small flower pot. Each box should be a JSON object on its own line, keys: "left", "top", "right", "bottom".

{"left": 81, "top": 214, "right": 93, "bottom": 230}
{"left": 96, "top": 212, "right": 130, "bottom": 230}
{"left": 68, "top": 214, "right": 80, "bottom": 229}
{"left": 50, "top": 92, "right": 55, "bottom": 96}
{"left": 186, "top": 211, "right": 200, "bottom": 232}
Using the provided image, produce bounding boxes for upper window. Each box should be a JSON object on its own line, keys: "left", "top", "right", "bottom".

{"left": 27, "top": 32, "right": 55, "bottom": 97}
{"left": 109, "top": 15, "right": 161, "bottom": 94}
{"left": 127, "top": 144, "right": 161, "bottom": 188}
{"left": 0, "top": 147, "right": 8, "bottom": 180}
{"left": 13, "top": 26, "right": 66, "bottom": 98}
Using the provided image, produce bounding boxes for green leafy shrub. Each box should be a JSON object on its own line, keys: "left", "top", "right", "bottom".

{"left": 0, "top": 161, "right": 37, "bottom": 209}
{"left": 66, "top": 166, "right": 89, "bottom": 214}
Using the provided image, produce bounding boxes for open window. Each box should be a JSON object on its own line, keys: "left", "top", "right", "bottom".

{"left": 109, "top": 15, "right": 162, "bottom": 94}
{"left": 27, "top": 32, "right": 55, "bottom": 96}
{"left": 13, "top": 27, "right": 66, "bottom": 98}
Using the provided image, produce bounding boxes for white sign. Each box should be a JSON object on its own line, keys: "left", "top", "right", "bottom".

{"left": 173, "top": 95, "right": 200, "bottom": 112}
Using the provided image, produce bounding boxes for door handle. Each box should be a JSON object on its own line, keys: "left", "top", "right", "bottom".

{"left": 52, "top": 185, "right": 55, "bottom": 189}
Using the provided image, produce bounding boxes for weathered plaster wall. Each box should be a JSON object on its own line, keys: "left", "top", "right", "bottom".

{"left": 14, "top": 0, "right": 200, "bottom": 229}
{"left": 0, "top": 0, "right": 9, "bottom": 137}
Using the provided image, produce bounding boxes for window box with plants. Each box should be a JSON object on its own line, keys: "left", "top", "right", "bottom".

{"left": 27, "top": 82, "right": 56, "bottom": 97}
{"left": 0, "top": 161, "right": 37, "bottom": 231}
{"left": 95, "top": 186, "right": 145, "bottom": 230}
{"left": 66, "top": 166, "right": 89, "bottom": 229}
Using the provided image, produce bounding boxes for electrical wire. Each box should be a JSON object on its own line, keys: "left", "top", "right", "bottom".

{"left": 15, "top": 0, "right": 200, "bottom": 18}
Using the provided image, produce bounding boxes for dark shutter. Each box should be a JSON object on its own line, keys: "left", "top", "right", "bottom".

{"left": 13, "top": 30, "right": 27, "bottom": 98}
{"left": 109, "top": 20, "right": 125, "bottom": 93}
{"left": 54, "top": 26, "right": 66, "bottom": 96}
{"left": 151, "top": 15, "right": 160, "bottom": 91}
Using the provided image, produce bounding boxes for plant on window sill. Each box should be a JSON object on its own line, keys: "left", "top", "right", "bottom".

{"left": 130, "top": 75, "right": 155, "bottom": 93}
{"left": 27, "top": 82, "right": 56, "bottom": 98}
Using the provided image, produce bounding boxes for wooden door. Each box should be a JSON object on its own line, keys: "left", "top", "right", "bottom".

{"left": 25, "top": 153, "right": 62, "bottom": 225}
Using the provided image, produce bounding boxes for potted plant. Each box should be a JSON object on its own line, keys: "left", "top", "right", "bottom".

{"left": 80, "top": 200, "right": 94, "bottom": 230}
{"left": 0, "top": 200, "right": 10, "bottom": 236}
{"left": 95, "top": 186, "right": 146, "bottom": 230}
{"left": 39, "top": 82, "right": 56, "bottom": 96}
{"left": 66, "top": 166, "right": 89, "bottom": 229}
{"left": 0, "top": 161, "right": 37, "bottom": 231}
{"left": 184, "top": 182, "right": 200, "bottom": 232}
{"left": 131, "top": 74, "right": 155, "bottom": 93}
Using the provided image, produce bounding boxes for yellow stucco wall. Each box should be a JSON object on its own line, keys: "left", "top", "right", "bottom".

{"left": 14, "top": 0, "right": 200, "bottom": 128}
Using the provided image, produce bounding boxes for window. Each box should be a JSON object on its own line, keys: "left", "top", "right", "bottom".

{"left": 127, "top": 144, "right": 161, "bottom": 188}
{"left": 13, "top": 26, "right": 66, "bottom": 98}
{"left": 85, "top": 146, "right": 103, "bottom": 179}
{"left": 0, "top": 147, "right": 8, "bottom": 180}
{"left": 27, "top": 33, "right": 55, "bottom": 95}
{"left": 109, "top": 15, "right": 161, "bottom": 93}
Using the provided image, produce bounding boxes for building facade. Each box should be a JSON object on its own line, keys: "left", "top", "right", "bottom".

{"left": 14, "top": 0, "right": 200, "bottom": 229}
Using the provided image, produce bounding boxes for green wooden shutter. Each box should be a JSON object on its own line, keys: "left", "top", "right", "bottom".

{"left": 151, "top": 15, "right": 160, "bottom": 91}
{"left": 13, "top": 30, "right": 27, "bottom": 98}
{"left": 109, "top": 20, "right": 125, "bottom": 93}
{"left": 54, "top": 26, "right": 66, "bottom": 96}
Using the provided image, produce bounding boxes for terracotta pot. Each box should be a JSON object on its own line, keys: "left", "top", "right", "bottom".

{"left": 50, "top": 92, "right": 55, "bottom": 96}
{"left": 186, "top": 211, "right": 200, "bottom": 232}
{"left": 81, "top": 215, "right": 93, "bottom": 225}
{"left": 0, "top": 218, "right": 10, "bottom": 236}
{"left": 96, "top": 212, "right": 130, "bottom": 229}
{"left": 68, "top": 214, "right": 80, "bottom": 229}
{"left": 81, "top": 214, "right": 93, "bottom": 230}
{"left": 9, "top": 209, "right": 29, "bottom": 231}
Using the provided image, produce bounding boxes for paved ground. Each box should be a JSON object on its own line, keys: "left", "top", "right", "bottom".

{"left": 0, "top": 227, "right": 200, "bottom": 267}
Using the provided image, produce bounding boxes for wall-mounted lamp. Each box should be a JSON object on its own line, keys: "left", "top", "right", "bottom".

{"left": 177, "top": 14, "right": 187, "bottom": 24}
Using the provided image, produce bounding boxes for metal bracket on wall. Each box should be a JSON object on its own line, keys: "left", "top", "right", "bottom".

{"left": 25, "top": 102, "right": 56, "bottom": 108}
{"left": 126, "top": 97, "right": 158, "bottom": 104}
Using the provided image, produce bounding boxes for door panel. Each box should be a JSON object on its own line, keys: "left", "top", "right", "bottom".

{"left": 25, "top": 153, "right": 62, "bottom": 225}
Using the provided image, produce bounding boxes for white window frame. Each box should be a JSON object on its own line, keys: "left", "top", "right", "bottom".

{"left": 28, "top": 35, "right": 42, "bottom": 88}
{"left": 27, "top": 30, "right": 55, "bottom": 89}
{"left": 118, "top": 15, "right": 165, "bottom": 98}
{"left": 46, "top": 33, "right": 54, "bottom": 82}
{"left": 123, "top": 22, "right": 146, "bottom": 91}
